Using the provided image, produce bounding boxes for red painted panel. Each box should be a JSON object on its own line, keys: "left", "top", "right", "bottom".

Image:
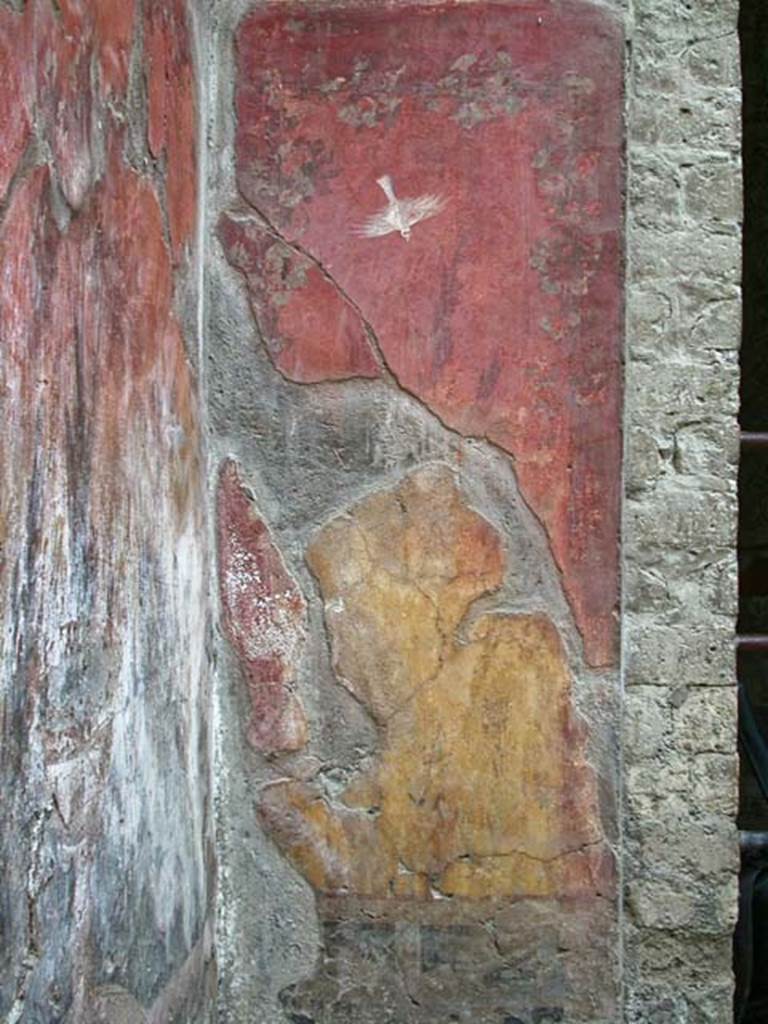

{"left": 145, "top": 0, "right": 197, "bottom": 261}
{"left": 227, "top": 1, "right": 623, "bottom": 666}
{"left": 93, "top": 0, "right": 136, "bottom": 97}
{"left": 219, "top": 213, "right": 380, "bottom": 382}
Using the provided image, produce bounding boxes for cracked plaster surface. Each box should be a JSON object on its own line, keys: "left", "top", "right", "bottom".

{"left": 221, "top": 0, "right": 624, "bottom": 669}
{"left": 260, "top": 465, "right": 612, "bottom": 901}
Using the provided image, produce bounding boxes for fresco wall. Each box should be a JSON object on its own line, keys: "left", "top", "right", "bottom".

{"left": 0, "top": 2, "right": 215, "bottom": 1021}
{"left": 210, "top": 3, "right": 624, "bottom": 1021}
{"left": 0, "top": 0, "right": 743, "bottom": 1020}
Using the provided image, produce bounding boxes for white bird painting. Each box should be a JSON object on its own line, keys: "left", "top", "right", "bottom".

{"left": 357, "top": 174, "right": 447, "bottom": 242}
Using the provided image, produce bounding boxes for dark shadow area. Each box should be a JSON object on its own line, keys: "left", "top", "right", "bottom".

{"left": 740, "top": 0, "right": 768, "bottom": 435}
{"left": 736, "top": 2, "right": 768, "bottom": 1020}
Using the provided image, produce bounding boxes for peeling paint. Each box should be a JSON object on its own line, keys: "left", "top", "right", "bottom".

{"left": 0, "top": 2, "right": 213, "bottom": 1019}
{"left": 261, "top": 466, "right": 611, "bottom": 901}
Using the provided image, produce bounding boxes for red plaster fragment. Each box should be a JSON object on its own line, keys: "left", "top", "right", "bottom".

{"left": 146, "top": 6, "right": 169, "bottom": 159}
{"left": 217, "top": 460, "right": 308, "bottom": 754}
{"left": 0, "top": 4, "right": 33, "bottom": 204}
{"left": 36, "top": 0, "right": 94, "bottom": 209}
{"left": 219, "top": 214, "right": 380, "bottom": 383}
{"left": 145, "top": 0, "right": 197, "bottom": 262}
{"left": 230, "top": 1, "right": 624, "bottom": 666}
{"left": 29, "top": 0, "right": 136, "bottom": 210}
{"left": 94, "top": 0, "right": 136, "bottom": 98}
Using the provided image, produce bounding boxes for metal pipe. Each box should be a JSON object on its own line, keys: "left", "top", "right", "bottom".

{"left": 738, "top": 635, "right": 768, "bottom": 652}
{"left": 741, "top": 432, "right": 768, "bottom": 450}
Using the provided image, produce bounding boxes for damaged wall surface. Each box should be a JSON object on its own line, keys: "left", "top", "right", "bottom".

{"left": 210, "top": 3, "right": 623, "bottom": 1022}
{"left": 0, "top": 0, "right": 743, "bottom": 1021}
{"left": 0, "top": 1, "right": 215, "bottom": 1021}
{"left": 208, "top": 0, "right": 742, "bottom": 1022}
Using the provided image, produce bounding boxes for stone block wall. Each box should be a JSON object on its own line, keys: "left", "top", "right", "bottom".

{"left": 0, "top": 2, "right": 215, "bottom": 1021}
{"left": 622, "top": 0, "right": 742, "bottom": 1020}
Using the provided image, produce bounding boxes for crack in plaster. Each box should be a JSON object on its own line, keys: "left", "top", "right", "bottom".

{"left": 225, "top": 204, "right": 585, "bottom": 664}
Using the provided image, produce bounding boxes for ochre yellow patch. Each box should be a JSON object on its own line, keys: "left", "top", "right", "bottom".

{"left": 260, "top": 466, "right": 609, "bottom": 900}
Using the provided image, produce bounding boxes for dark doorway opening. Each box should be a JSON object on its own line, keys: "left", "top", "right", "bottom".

{"left": 735, "top": 2, "right": 768, "bottom": 1020}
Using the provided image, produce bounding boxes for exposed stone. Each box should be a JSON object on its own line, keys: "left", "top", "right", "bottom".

{"left": 630, "top": 155, "right": 683, "bottom": 234}
{"left": 683, "top": 157, "right": 742, "bottom": 230}
{"left": 625, "top": 621, "right": 735, "bottom": 689}
{"left": 673, "top": 687, "right": 737, "bottom": 755}
{"left": 622, "top": 1, "right": 740, "bottom": 1020}
{"left": 626, "top": 490, "right": 736, "bottom": 556}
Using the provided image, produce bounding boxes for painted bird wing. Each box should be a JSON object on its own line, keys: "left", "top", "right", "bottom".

{"left": 356, "top": 208, "right": 397, "bottom": 238}
{"left": 400, "top": 193, "right": 446, "bottom": 229}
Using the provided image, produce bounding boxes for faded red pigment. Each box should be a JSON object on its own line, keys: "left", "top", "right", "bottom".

{"left": 217, "top": 461, "right": 308, "bottom": 754}
{"left": 0, "top": 1, "right": 209, "bottom": 1016}
{"left": 1, "top": 0, "right": 200, "bottom": 625}
{"left": 145, "top": 0, "right": 198, "bottom": 262}
{"left": 0, "top": 5, "right": 32, "bottom": 205}
{"left": 218, "top": 216, "right": 381, "bottom": 382}
{"left": 222, "top": 1, "right": 624, "bottom": 667}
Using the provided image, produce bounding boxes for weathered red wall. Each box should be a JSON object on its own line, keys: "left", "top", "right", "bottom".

{"left": 0, "top": 2, "right": 214, "bottom": 1021}
{"left": 221, "top": 0, "right": 623, "bottom": 669}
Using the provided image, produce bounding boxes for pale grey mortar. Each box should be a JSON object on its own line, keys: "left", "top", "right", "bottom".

{"left": 622, "top": 0, "right": 741, "bottom": 1021}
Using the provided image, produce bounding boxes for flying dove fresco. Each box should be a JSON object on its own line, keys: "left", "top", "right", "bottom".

{"left": 357, "top": 174, "right": 447, "bottom": 241}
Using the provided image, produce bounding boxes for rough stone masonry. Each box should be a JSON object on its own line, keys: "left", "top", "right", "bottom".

{"left": 0, "top": 0, "right": 742, "bottom": 1022}
{"left": 621, "top": 0, "right": 742, "bottom": 1019}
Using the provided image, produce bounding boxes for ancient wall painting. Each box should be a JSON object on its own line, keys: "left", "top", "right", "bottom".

{"left": 261, "top": 467, "right": 610, "bottom": 904}
{"left": 357, "top": 174, "right": 447, "bottom": 241}
{"left": 217, "top": 2, "right": 623, "bottom": 1021}
{"left": 221, "top": 0, "right": 623, "bottom": 670}
{"left": 0, "top": 1, "right": 214, "bottom": 1017}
